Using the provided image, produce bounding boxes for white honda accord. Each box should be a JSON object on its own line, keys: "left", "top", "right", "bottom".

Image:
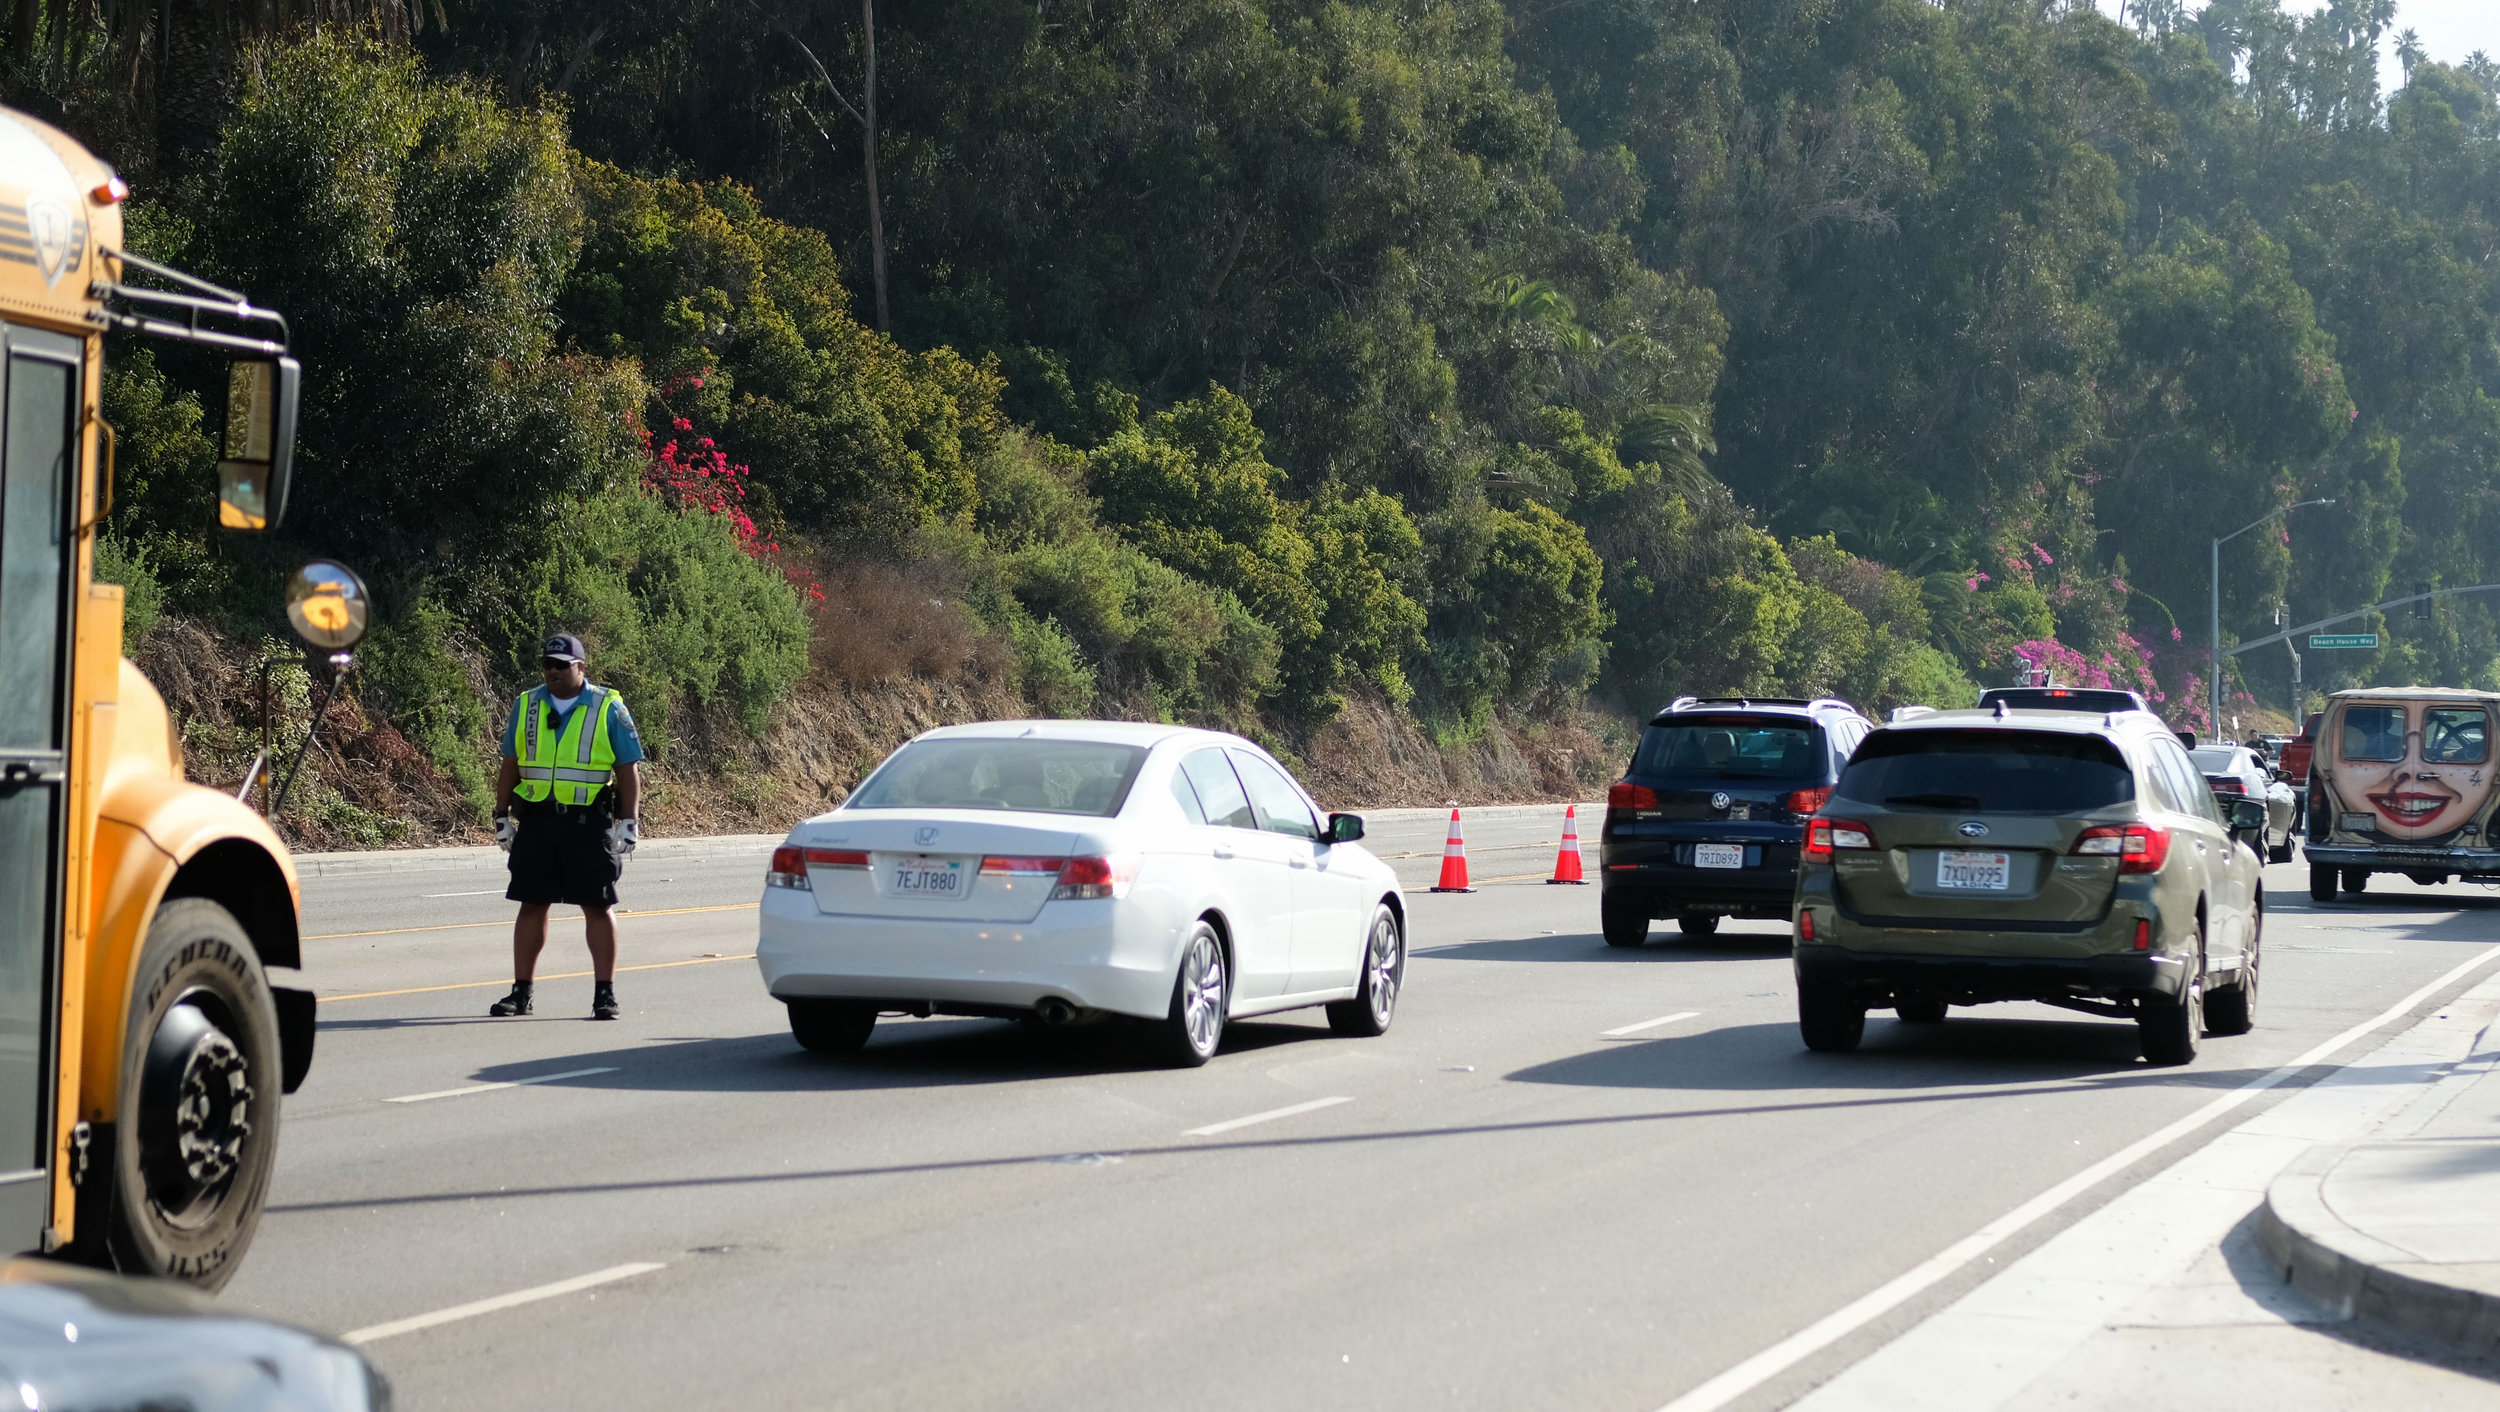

{"left": 756, "top": 721, "right": 1407, "bottom": 1066}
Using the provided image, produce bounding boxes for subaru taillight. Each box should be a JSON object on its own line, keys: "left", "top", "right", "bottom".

{"left": 1608, "top": 781, "right": 1659, "bottom": 811}
{"left": 2073, "top": 824, "right": 2171, "bottom": 874}
{"left": 767, "top": 846, "right": 810, "bottom": 890}
{"left": 1783, "top": 785, "right": 1834, "bottom": 815}
{"left": 1052, "top": 854, "right": 1138, "bottom": 901}
{"left": 1803, "top": 818, "right": 1874, "bottom": 861}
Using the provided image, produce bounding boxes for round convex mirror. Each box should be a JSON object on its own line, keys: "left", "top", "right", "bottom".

{"left": 284, "top": 560, "right": 371, "bottom": 652}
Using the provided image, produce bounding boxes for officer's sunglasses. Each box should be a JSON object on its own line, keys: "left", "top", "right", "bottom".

{"left": 540, "top": 658, "right": 576, "bottom": 671}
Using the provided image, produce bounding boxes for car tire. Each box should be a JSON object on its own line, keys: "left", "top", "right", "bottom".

{"left": 1601, "top": 896, "right": 1649, "bottom": 949}
{"left": 1798, "top": 982, "right": 1865, "bottom": 1052}
{"left": 2139, "top": 941, "right": 2205, "bottom": 1066}
{"left": 2207, "top": 933, "right": 2259, "bottom": 1038}
{"left": 1327, "top": 905, "right": 1403, "bottom": 1037}
{"left": 788, "top": 999, "right": 877, "bottom": 1054}
{"left": 101, "top": 899, "right": 283, "bottom": 1292}
{"left": 1895, "top": 1000, "right": 1948, "bottom": 1024}
{"left": 2342, "top": 868, "right": 2370, "bottom": 895}
{"left": 2309, "top": 863, "right": 2337, "bottom": 902}
{"left": 1150, "top": 921, "right": 1229, "bottom": 1067}
{"left": 1677, "top": 914, "right": 1720, "bottom": 939}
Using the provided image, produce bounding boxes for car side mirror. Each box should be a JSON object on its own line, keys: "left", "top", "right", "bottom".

{"left": 2228, "top": 798, "right": 2268, "bottom": 833}
{"left": 217, "top": 355, "right": 300, "bottom": 531}
{"left": 1326, "top": 812, "right": 1365, "bottom": 844}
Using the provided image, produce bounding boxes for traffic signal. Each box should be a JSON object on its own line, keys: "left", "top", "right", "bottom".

{"left": 2417, "top": 582, "right": 2433, "bottom": 618}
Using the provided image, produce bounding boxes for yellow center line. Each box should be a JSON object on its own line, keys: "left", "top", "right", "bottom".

{"left": 304, "top": 902, "right": 757, "bottom": 941}
{"left": 324, "top": 953, "right": 758, "bottom": 1002}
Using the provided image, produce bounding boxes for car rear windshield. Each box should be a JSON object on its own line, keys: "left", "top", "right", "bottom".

{"left": 1632, "top": 716, "right": 1826, "bottom": 783}
{"left": 846, "top": 738, "right": 1148, "bottom": 816}
{"left": 1837, "top": 729, "right": 2136, "bottom": 813}
{"left": 1976, "top": 687, "right": 2145, "bottom": 714}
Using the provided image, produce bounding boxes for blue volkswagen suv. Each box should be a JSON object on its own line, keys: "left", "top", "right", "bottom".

{"left": 1600, "top": 696, "right": 1876, "bottom": 946}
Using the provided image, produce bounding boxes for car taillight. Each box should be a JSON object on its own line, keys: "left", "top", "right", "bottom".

{"left": 1052, "top": 854, "right": 1138, "bottom": 900}
{"left": 806, "top": 848, "right": 869, "bottom": 868}
{"left": 2073, "top": 824, "right": 2171, "bottom": 874}
{"left": 1803, "top": 818, "right": 1874, "bottom": 861}
{"left": 768, "top": 845, "right": 810, "bottom": 890}
{"left": 1783, "top": 785, "right": 1834, "bottom": 815}
{"left": 2206, "top": 778, "right": 2246, "bottom": 795}
{"left": 1608, "top": 781, "right": 1659, "bottom": 811}
{"left": 982, "top": 855, "right": 1066, "bottom": 875}
{"left": 1797, "top": 909, "right": 1815, "bottom": 941}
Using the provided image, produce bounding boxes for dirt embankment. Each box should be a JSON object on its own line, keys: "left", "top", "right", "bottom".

{"left": 136, "top": 614, "right": 1627, "bottom": 852}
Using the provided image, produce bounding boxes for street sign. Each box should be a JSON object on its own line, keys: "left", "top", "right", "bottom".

{"left": 2308, "top": 633, "right": 2380, "bottom": 649}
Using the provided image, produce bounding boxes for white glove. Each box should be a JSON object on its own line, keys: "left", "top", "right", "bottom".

{"left": 607, "top": 817, "right": 640, "bottom": 856}
{"left": 494, "top": 814, "right": 517, "bottom": 852}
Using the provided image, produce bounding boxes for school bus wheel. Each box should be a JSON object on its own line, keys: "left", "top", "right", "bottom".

{"left": 103, "top": 898, "right": 284, "bottom": 1292}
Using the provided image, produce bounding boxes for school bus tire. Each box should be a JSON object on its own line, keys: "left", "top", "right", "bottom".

{"left": 103, "top": 898, "right": 283, "bottom": 1292}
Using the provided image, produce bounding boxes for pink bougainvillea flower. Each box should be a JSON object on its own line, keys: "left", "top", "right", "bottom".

{"left": 2171, "top": 628, "right": 2183, "bottom": 641}
{"left": 673, "top": 416, "right": 692, "bottom": 431}
{"left": 2032, "top": 543, "right": 2054, "bottom": 565}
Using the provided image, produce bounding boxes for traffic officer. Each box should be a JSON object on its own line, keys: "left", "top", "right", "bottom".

{"left": 487, "top": 633, "right": 645, "bottom": 1020}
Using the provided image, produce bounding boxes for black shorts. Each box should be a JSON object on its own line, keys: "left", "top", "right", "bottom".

{"left": 506, "top": 802, "right": 621, "bottom": 908}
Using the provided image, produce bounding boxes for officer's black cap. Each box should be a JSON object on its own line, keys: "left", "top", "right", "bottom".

{"left": 541, "top": 632, "right": 587, "bottom": 665}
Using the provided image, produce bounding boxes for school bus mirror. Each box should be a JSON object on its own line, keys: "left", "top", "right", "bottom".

{"left": 216, "top": 355, "right": 298, "bottom": 532}
{"left": 284, "top": 559, "right": 369, "bottom": 652}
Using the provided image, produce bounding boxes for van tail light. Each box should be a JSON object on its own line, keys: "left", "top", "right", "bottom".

{"left": 768, "top": 846, "right": 811, "bottom": 890}
{"left": 2133, "top": 918, "right": 2151, "bottom": 951}
{"left": 1608, "top": 781, "right": 1659, "bottom": 811}
{"left": 1783, "top": 785, "right": 1834, "bottom": 815}
{"left": 2072, "top": 824, "right": 2171, "bottom": 874}
{"left": 1797, "top": 909, "right": 1815, "bottom": 941}
{"left": 1803, "top": 818, "right": 1875, "bottom": 862}
{"left": 1052, "top": 854, "right": 1139, "bottom": 901}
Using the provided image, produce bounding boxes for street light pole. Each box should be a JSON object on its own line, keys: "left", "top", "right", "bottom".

{"left": 2211, "top": 498, "right": 2333, "bottom": 738}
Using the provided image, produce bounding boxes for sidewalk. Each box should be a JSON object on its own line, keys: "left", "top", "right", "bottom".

{"left": 2262, "top": 1002, "right": 2500, "bottom": 1359}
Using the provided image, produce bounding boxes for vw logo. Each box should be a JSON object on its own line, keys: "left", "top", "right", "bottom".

{"left": 1711, "top": 792, "right": 1731, "bottom": 811}
{"left": 1958, "top": 821, "right": 1990, "bottom": 838}
{"left": 915, "top": 826, "right": 940, "bottom": 845}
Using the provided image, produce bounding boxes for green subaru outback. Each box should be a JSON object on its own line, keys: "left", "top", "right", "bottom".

{"left": 1791, "top": 706, "right": 2268, "bottom": 1065}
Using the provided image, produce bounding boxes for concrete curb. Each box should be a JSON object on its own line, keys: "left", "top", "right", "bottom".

{"left": 2258, "top": 1141, "right": 2500, "bottom": 1357}
{"left": 288, "top": 802, "right": 1601, "bottom": 878}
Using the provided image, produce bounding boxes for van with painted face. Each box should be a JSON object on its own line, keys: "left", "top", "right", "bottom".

{"left": 2304, "top": 687, "right": 2500, "bottom": 900}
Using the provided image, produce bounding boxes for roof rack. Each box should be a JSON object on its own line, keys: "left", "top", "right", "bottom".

{"left": 1889, "top": 705, "right": 1936, "bottom": 723}
{"left": 1664, "top": 696, "right": 1844, "bottom": 712}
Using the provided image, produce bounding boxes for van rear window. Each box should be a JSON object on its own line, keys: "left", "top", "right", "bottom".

{"left": 1633, "top": 717, "right": 1825, "bottom": 783}
{"left": 1838, "top": 730, "right": 2135, "bottom": 813}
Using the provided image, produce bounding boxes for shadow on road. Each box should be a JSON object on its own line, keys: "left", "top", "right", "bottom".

{"left": 454, "top": 1012, "right": 1342, "bottom": 1093}
{"left": 1418, "top": 928, "right": 1791, "bottom": 963}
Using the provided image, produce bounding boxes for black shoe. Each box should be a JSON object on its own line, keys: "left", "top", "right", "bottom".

{"left": 591, "top": 983, "right": 619, "bottom": 1021}
{"left": 488, "top": 982, "right": 533, "bottom": 1017}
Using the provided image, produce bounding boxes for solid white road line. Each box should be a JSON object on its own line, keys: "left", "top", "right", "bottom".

{"left": 384, "top": 1067, "right": 619, "bottom": 1104}
{"left": 419, "top": 888, "right": 509, "bottom": 897}
{"left": 1654, "top": 940, "right": 2500, "bottom": 1412}
{"left": 1185, "top": 1095, "right": 1354, "bottom": 1137}
{"left": 1603, "top": 1011, "right": 1701, "bottom": 1037}
{"left": 343, "top": 1262, "right": 666, "bottom": 1345}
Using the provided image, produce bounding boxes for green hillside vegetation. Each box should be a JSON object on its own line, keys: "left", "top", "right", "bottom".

{"left": 12, "top": 0, "right": 2497, "bottom": 821}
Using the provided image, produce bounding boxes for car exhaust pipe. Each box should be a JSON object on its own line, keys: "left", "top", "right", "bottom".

{"left": 1034, "top": 997, "right": 1080, "bottom": 1026}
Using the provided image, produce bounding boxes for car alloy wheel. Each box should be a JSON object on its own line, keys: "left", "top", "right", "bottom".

{"left": 1152, "top": 923, "right": 1230, "bottom": 1067}
{"left": 1329, "top": 906, "right": 1403, "bottom": 1037}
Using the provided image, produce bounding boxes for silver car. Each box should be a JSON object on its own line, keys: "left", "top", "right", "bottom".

{"left": 2190, "top": 744, "right": 2297, "bottom": 863}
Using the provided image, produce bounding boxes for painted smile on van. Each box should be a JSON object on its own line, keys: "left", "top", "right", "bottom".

{"left": 2366, "top": 784, "right": 2460, "bottom": 829}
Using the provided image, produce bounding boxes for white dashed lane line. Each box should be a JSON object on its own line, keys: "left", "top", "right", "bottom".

{"left": 343, "top": 1262, "right": 666, "bottom": 1345}
{"left": 385, "top": 1067, "right": 620, "bottom": 1104}
{"left": 1602, "top": 1011, "right": 1702, "bottom": 1038}
{"left": 1184, "top": 1096, "right": 1353, "bottom": 1137}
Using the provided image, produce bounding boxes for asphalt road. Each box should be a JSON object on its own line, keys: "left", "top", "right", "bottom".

{"left": 223, "top": 811, "right": 2500, "bottom": 1410}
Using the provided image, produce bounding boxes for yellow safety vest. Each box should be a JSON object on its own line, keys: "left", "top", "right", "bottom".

{"left": 510, "top": 685, "right": 621, "bottom": 807}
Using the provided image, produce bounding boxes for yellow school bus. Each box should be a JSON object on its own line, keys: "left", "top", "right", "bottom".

{"left": 0, "top": 104, "right": 351, "bottom": 1289}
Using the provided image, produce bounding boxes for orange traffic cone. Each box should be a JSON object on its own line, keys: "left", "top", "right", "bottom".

{"left": 1430, "top": 806, "right": 1475, "bottom": 893}
{"left": 1547, "top": 804, "right": 1587, "bottom": 884}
